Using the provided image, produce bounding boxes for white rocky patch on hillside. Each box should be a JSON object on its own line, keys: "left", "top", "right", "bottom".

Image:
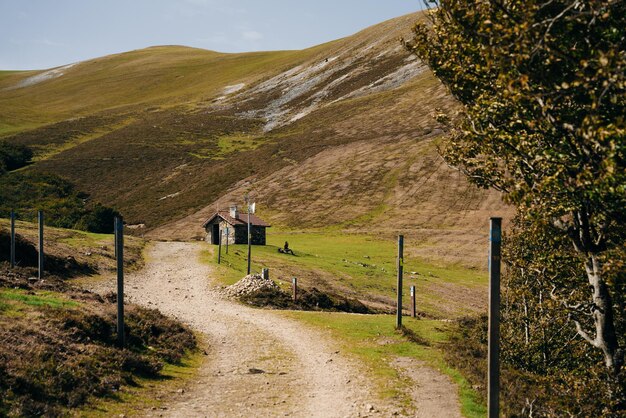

{"left": 5, "top": 63, "right": 78, "bottom": 90}
{"left": 230, "top": 41, "right": 425, "bottom": 132}
{"left": 336, "top": 58, "right": 425, "bottom": 102}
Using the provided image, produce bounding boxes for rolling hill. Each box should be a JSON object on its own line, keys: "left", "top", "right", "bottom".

{"left": 0, "top": 11, "right": 511, "bottom": 267}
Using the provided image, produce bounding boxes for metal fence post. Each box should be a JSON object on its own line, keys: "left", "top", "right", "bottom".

{"left": 396, "top": 235, "right": 404, "bottom": 329}
{"left": 410, "top": 285, "right": 416, "bottom": 318}
{"left": 246, "top": 209, "right": 252, "bottom": 275}
{"left": 10, "top": 210, "right": 16, "bottom": 268}
{"left": 218, "top": 227, "right": 222, "bottom": 264}
{"left": 38, "top": 210, "right": 44, "bottom": 279}
{"left": 488, "top": 217, "right": 502, "bottom": 418}
{"left": 115, "top": 216, "right": 125, "bottom": 348}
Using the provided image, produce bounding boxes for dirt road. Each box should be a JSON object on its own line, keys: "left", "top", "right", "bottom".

{"left": 88, "top": 241, "right": 462, "bottom": 417}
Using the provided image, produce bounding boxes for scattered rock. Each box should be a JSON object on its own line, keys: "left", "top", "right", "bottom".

{"left": 248, "top": 368, "right": 266, "bottom": 374}
{"left": 223, "top": 274, "right": 281, "bottom": 297}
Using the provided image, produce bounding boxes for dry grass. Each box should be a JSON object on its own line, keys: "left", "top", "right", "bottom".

{"left": 1, "top": 10, "right": 511, "bottom": 270}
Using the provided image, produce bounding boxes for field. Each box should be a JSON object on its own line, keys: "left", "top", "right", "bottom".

{"left": 205, "top": 229, "right": 487, "bottom": 318}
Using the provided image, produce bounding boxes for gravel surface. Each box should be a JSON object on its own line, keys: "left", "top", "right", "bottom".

{"left": 86, "top": 241, "right": 462, "bottom": 417}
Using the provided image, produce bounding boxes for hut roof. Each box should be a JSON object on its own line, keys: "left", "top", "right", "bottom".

{"left": 202, "top": 211, "right": 271, "bottom": 228}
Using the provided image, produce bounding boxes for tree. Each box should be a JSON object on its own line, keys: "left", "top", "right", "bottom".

{"left": 406, "top": 0, "right": 625, "bottom": 376}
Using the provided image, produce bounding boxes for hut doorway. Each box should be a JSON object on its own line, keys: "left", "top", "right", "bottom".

{"left": 211, "top": 224, "right": 220, "bottom": 245}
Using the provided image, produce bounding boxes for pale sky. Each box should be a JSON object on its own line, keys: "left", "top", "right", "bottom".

{"left": 0, "top": 1, "right": 424, "bottom": 70}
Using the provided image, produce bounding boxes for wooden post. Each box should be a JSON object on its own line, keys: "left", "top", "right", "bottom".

{"left": 38, "top": 210, "right": 44, "bottom": 279}
{"left": 488, "top": 218, "right": 502, "bottom": 418}
{"left": 10, "top": 210, "right": 16, "bottom": 268}
{"left": 115, "top": 216, "right": 125, "bottom": 348}
{"left": 218, "top": 227, "right": 222, "bottom": 264}
{"left": 292, "top": 277, "right": 298, "bottom": 302}
{"left": 246, "top": 206, "right": 252, "bottom": 275}
{"left": 396, "top": 235, "right": 404, "bottom": 329}
{"left": 410, "top": 285, "right": 416, "bottom": 318}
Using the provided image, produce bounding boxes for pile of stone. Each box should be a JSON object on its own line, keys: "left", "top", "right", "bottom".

{"left": 223, "top": 273, "right": 281, "bottom": 298}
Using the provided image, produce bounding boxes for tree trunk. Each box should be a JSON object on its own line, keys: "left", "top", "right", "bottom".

{"left": 581, "top": 254, "right": 622, "bottom": 375}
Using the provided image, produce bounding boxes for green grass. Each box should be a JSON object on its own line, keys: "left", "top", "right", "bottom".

{"left": 0, "top": 288, "right": 79, "bottom": 314}
{"left": 208, "top": 230, "right": 486, "bottom": 317}
{"left": 216, "top": 133, "right": 265, "bottom": 156}
{"left": 283, "top": 311, "right": 486, "bottom": 417}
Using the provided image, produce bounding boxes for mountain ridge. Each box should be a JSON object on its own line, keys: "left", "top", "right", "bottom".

{"left": 0, "top": 11, "right": 511, "bottom": 267}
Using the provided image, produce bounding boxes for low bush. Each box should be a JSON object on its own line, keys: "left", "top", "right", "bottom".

{"left": 239, "top": 285, "right": 373, "bottom": 313}
{"left": 0, "top": 272, "right": 197, "bottom": 417}
{"left": 0, "top": 141, "right": 32, "bottom": 173}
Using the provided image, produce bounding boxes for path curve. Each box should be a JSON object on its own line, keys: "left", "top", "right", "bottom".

{"left": 102, "top": 241, "right": 385, "bottom": 417}
{"left": 88, "top": 241, "right": 463, "bottom": 417}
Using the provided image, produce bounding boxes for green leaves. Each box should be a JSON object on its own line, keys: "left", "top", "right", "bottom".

{"left": 407, "top": 0, "right": 626, "bottom": 406}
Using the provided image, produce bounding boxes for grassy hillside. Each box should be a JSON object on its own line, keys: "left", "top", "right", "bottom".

{"left": 0, "top": 11, "right": 511, "bottom": 268}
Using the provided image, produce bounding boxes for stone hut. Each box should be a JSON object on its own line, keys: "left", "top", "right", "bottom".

{"left": 202, "top": 206, "right": 271, "bottom": 245}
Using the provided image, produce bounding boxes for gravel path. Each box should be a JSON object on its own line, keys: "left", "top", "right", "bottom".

{"left": 87, "top": 241, "right": 463, "bottom": 417}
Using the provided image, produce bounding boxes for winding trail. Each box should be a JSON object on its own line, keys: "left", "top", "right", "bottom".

{"left": 88, "top": 241, "right": 463, "bottom": 417}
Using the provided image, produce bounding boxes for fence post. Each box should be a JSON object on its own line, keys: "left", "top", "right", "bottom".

{"left": 218, "top": 228, "right": 222, "bottom": 264}
{"left": 38, "top": 210, "right": 44, "bottom": 279}
{"left": 246, "top": 208, "right": 251, "bottom": 275}
{"left": 410, "top": 285, "right": 416, "bottom": 318}
{"left": 396, "top": 235, "right": 404, "bottom": 329}
{"left": 292, "top": 277, "right": 298, "bottom": 302}
{"left": 488, "top": 217, "right": 502, "bottom": 418}
{"left": 10, "top": 210, "right": 16, "bottom": 268}
{"left": 114, "top": 217, "right": 118, "bottom": 260}
{"left": 115, "top": 216, "right": 125, "bottom": 348}
{"left": 262, "top": 267, "right": 269, "bottom": 280}
{"left": 225, "top": 226, "right": 229, "bottom": 254}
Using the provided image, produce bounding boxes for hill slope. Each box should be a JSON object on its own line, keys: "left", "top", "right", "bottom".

{"left": 0, "top": 11, "right": 511, "bottom": 266}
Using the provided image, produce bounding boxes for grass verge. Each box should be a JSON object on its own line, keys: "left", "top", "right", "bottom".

{"left": 282, "top": 311, "right": 486, "bottom": 417}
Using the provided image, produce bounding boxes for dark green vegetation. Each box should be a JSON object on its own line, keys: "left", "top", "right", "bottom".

{"left": 0, "top": 140, "right": 32, "bottom": 173}
{"left": 0, "top": 227, "right": 196, "bottom": 417}
{"left": 407, "top": 0, "right": 625, "bottom": 415}
{"left": 0, "top": 229, "right": 94, "bottom": 276}
{"left": 0, "top": 170, "right": 121, "bottom": 233}
{"left": 239, "top": 286, "right": 372, "bottom": 314}
{"left": 446, "top": 315, "right": 623, "bottom": 417}
{"left": 0, "top": 140, "right": 120, "bottom": 234}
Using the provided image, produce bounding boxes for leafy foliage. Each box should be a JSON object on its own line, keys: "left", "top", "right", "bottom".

{"left": 406, "top": 0, "right": 625, "bottom": 413}
{"left": 446, "top": 314, "right": 625, "bottom": 416}
{"left": 0, "top": 141, "right": 32, "bottom": 173}
{"left": 0, "top": 171, "right": 120, "bottom": 233}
